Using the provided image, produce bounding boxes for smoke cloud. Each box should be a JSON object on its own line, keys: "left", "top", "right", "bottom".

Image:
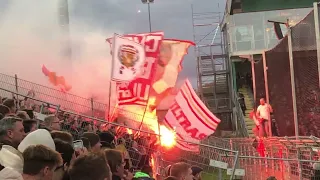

{"left": 0, "top": 0, "right": 121, "bottom": 104}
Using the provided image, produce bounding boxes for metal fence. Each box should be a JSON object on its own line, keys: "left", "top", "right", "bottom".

{"left": 2, "top": 73, "right": 320, "bottom": 179}
{"left": 0, "top": 76, "right": 240, "bottom": 180}
{"left": 160, "top": 139, "right": 239, "bottom": 180}
{"left": 232, "top": 91, "right": 249, "bottom": 137}
{"left": 0, "top": 72, "right": 107, "bottom": 118}
{"left": 255, "top": 3, "right": 320, "bottom": 137}
{"left": 230, "top": 136, "right": 320, "bottom": 180}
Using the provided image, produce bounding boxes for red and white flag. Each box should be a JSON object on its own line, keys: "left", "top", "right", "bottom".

{"left": 107, "top": 32, "right": 164, "bottom": 106}
{"left": 149, "top": 39, "right": 194, "bottom": 110}
{"left": 152, "top": 39, "right": 194, "bottom": 94}
{"left": 163, "top": 79, "right": 221, "bottom": 152}
{"left": 111, "top": 35, "right": 146, "bottom": 82}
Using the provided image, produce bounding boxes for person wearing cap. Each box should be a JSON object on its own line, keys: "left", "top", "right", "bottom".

{"left": 82, "top": 132, "right": 101, "bottom": 153}
{"left": 191, "top": 166, "right": 203, "bottom": 180}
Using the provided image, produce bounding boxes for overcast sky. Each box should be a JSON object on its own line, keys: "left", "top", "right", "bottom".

{"left": 68, "top": 0, "right": 225, "bottom": 87}
{"left": 0, "top": 0, "right": 225, "bottom": 98}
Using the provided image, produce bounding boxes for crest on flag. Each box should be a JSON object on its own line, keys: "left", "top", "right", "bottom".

{"left": 118, "top": 45, "right": 140, "bottom": 75}
{"left": 112, "top": 35, "right": 146, "bottom": 82}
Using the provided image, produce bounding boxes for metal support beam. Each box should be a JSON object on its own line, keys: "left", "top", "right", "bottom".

{"left": 262, "top": 51, "right": 272, "bottom": 137}
{"left": 287, "top": 28, "right": 299, "bottom": 139}
{"left": 313, "top": 2, "right": 320, "bottom": 88}
{"left": 250, "top": 55, "right": 257, "bottom": 109}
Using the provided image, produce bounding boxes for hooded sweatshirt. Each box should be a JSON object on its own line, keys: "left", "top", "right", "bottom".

{"left": 0, "top": 167, "right": 23, "bottom": 180}
{"left": 18, "top": 129, "right": 55, "bottom": 153}
{"left": 0, "top": 129, "right": 55, "bottom": 174}
{"left": 0, "top": 145, "right": 23, "bottom": 173}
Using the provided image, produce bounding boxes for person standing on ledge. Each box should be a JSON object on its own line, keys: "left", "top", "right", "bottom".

{"left": 256, "top": 98, "right": 273, "bottom": 137}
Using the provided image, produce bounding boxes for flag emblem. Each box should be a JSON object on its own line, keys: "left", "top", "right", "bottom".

{"left": 118, "top": 45, "right": 140, "bottom": 75}
{"left": 111, "top": 35, "right": 146, "bottom": 82}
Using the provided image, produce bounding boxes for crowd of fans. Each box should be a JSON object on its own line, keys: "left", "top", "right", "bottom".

{"left": 0, "top": 95, "right": 204, "bottom": 180}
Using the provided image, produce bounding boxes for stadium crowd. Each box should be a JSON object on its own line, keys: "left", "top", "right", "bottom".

{"left": 0, "top": 96, "right": 204, "bottom": 180}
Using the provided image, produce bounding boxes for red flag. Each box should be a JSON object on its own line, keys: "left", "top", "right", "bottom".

{"left": 42, "top": 65, "right": 72, "bottom": 92}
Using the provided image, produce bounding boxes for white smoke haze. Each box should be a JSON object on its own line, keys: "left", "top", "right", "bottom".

{"left": 0, "top": 0, "right": 122, "bottom": 105}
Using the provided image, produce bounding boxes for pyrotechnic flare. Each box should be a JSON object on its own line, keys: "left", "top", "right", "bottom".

{"left": 42, "top": 65, "right": 72, "bottom": 92}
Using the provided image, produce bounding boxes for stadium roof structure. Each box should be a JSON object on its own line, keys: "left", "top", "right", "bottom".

{"left": 221, "top": 0, "right": 315, "bottom": 30}
{"left": 225, "top": 0, "right": 315, "bottom": 15}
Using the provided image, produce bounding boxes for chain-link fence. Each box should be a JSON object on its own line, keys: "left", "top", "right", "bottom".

{"left": 0, "top": 87, "right": 162, "bottom": 175}
{"left": 0, "top": 75, "right": 241, "bottom": 180}
{"left": 256, "top": 3, "right": 320, "bottom": 137}
{"left": 265, "top": 35, "right": 295, "bottom": 136}
{"left": 3, "top": 72, "right": 320, "bottom": 179}
{"left": 253, "top": 57, "right": 266, "bottom": 109}
{"left": 0, "top": 72, "right": 107, "bottom": 118}
{"left": 159, "top": 138, "right": 239, "bottom": 180}
{"left": 291, "top": 4, "right": 320, "bottom": 137}
{"left": 230, "top": 136, "right": 320, "bottom": 180}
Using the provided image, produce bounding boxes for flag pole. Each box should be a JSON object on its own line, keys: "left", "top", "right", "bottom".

{"left": 137, "top": 82, "right": 153, "bottom": 134}
{"left": 107, "top": 34, "right": 117, "bottom": 123}
{"left": 137, "top": 24, "right": 154, "bottom": 135}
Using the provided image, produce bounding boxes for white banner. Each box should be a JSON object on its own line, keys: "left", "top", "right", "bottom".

{"left": 111, "top": 35, "right": 146, "bottom": 82}
{"left": 163, "top": 79, "right": 221, "bottom": 152}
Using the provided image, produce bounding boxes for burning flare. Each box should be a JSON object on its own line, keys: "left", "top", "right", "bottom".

{"left": 121, "top": 97, "right": 176, "bottom": 148}
{"left": 157, "top": 125, "right": 176, "bottom": 148}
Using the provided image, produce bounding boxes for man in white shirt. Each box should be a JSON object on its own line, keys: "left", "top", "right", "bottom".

{"left": 256, "top": 98, "right": 273, "bottom": 137}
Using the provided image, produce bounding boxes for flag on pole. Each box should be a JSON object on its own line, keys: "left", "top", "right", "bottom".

{"left": 107, "top": 32, "right": 164, "bottom": 106}
{"left": 111, "top": 35, "right": 146, "bottom": 82}
{"left": 163, "top": 79, "right": 221, "bottom": 152}
{"left": 148, "top": 39, "right": 194, "bottom": 111}
{"left": 152, "top": 39, "right": 194, "bottom": 94}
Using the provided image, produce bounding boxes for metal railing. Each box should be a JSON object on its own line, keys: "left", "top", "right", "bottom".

{"left": 3, "top": 73, "right": 320, "bottom": 179}
{"left": 230, "top": 136, "right": 320, "bottom": 180}
{"left": 232, "top": 91, "right": 249, "bottom": 137}
{"left": 256, "top": 3, "right": 320, "bottom": 137}
{"left": 0, "top": 76, "right": 240, "bottom": 180}
{"left": 0, "top": 72, "right": 107, "bottom": 118}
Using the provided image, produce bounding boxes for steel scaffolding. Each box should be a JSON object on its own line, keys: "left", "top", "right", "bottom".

{"left": 192, "top": 5, "right": 233, "bottom": 131}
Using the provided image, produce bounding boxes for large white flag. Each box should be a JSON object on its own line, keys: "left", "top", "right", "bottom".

{"left": 163, "top": 79, "right": 221, "bottom": 152}
{"left": 152, "top": 39, "right": 194, "bottom": 94}
{"left": 111, "top": 35, "right": 146, "bottom": 81}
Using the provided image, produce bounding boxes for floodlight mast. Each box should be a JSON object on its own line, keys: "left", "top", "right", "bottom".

{"left": 141, "top": 0, "right": 154, "bottom": 32}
